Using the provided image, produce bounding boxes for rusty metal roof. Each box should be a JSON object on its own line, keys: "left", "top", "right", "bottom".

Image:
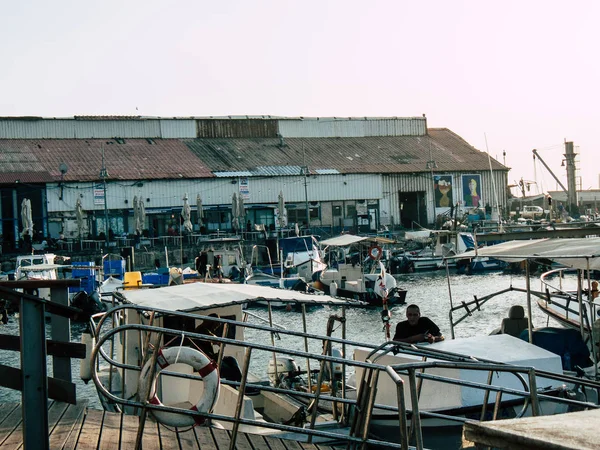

{"left": 183, "top": 129, "right": 507, "bottom": 174}
{"left": 0, "top": 129, "right": 506, "bottom": 184}
{"left": 0, "top": 139, "right": 213, "bottom": 182}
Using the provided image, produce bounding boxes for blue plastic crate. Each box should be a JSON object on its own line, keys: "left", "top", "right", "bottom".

{"left": 70, "top": 261, "right": 96, "bottom": 294}
{"left": 104, "top": 259, "right": 126, "bottom": 280}
{"left": 142, "top": 273, "right": 169, "bottom": 286}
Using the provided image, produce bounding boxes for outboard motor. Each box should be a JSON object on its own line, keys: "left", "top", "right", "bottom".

{"left": 267, "top": 356, "right": 304, "bottom": 388}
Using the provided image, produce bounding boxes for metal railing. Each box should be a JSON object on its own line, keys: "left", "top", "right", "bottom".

{"left": 90, "top": 303, "right": 600, "bottom": 450}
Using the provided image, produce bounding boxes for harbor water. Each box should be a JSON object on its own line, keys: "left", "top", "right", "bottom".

{"left": 0, "top": 270, "right": 562, "bottom": 412}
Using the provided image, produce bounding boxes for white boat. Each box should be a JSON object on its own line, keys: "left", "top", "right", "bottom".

{"left": 86, "top": 273, "right": 600, "bottom": 448}
{"left": 14, "top": 253, "right": 64, "bottom": 300}
{"left": 403, "top": 230, "right": 474, "bottom": 270}
{"left": 317, "top": 234, "right": 407, "bottom": 306}
{"left": 88, "top": 283, "right": 367, "bottom": 445}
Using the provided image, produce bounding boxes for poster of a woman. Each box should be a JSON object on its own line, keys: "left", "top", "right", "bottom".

{"left": 434, "top": 175, "right": 453, "bottom": 207}
{"left": 462, "top": 174, "right": 481, "bottom": 208}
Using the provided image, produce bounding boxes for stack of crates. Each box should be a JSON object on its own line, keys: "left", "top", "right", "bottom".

{"left": 69, "top": 261, "right": 96, "bottom": 295}
{"left": 103, "top": 259, "right": 126, "bottom": 280}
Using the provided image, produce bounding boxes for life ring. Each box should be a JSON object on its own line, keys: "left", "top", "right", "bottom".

{"left": 368, "top": 245, "right": 382, "bottom": 260}
{"left": 138, "top": 346, "right": 220, "bottom": 427}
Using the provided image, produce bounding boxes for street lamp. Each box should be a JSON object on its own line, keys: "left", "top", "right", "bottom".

{"left": 301, "top": 166, "right": 309, "bottom": 231}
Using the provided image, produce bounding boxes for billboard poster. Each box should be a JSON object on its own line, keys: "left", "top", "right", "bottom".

{"left": 462, "top": 174, "right": 482, "bottom": 208}
{"left": 94, "top": 184, "right": 105, "bottom": 206}
{"left": 239, "top": 177, "right": 250, "bottom": 200}
{"left": 434, "top": 175, "right": 453, "bottom": 208}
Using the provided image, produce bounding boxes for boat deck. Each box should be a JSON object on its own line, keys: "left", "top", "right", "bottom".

{"left": 463, "top": 408, "right": 600, "bottom": 450}
{"left": 0, "top": 401, "right": 339, "bottom": 450}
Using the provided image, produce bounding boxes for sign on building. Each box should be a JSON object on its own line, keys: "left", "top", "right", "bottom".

{"left": 94, "top": 184, "right": 105, "bottom": 206}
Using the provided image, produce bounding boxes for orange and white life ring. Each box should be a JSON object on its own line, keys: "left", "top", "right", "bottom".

{"left": 368, "top": 245, "right": 383, "bottom": 260}
{"left": 138, "top": 346, "right": 220, "bottom": 427}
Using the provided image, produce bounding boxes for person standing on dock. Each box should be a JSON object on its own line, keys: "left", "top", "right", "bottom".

{"left": 393, "top": 304, "right": 444, "bottom": 344}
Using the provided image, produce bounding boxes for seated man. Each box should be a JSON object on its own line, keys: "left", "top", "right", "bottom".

{"left": 393, "top": 304, "right": 444, "bottom": 344}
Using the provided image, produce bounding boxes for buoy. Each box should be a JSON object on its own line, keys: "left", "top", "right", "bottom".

{"left": 80, "top": 331, "right": 94, "bottom": 384}
{"left": 330, "top": 281, "right": 338, "bottom": 297}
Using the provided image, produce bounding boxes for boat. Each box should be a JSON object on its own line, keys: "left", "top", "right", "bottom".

{"left": 403, "top": 229, "right": 499, "bottom": 272}
{"left": 88, "top": 282, "right": 372, "bottom": 444}
{"left": 14, "top": 253, "right": 62, "bottom": 300}
{"left": 316, "top": 234, "right": 407, "bottom": 306}
{"left": 85, "top": 276, "right": 600, "bottom": 448}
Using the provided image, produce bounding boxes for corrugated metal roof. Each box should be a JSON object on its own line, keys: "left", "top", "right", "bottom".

{"left": 183, "top": 130, "right": 507, "bottom": 175}
{"left": 0, "top": 171, "right": 54, "bottom": 183}
{"left": 0, "top": 139, "right": 213, "bottom": 182}
{"left": 0, "top": 128, "right": 507, "bottom": 184}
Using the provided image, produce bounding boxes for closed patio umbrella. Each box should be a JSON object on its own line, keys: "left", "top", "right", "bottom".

{"left": 181, "top": 193, "right": 193, "bottom": 234}
{"left": 238, "top": 194, "right": 245, "bottom": 224}
{"left": 231, "top": 193, "right": 239, "bottom": 231}
{"left": 196, "top": 194, "right": 203, "bottom": 228}
{"left": 139, "top": 198, "right": 146, "bottom": 233}
{"left": 20, "top": 198, "right": 33, "bottom": 238}
{"left": 278, "top": 191, "right": 287, "bottom": 228}
{"left": 76, "top": 198, "right": 85, "bottom": 239}
{"left": 133, "top": 196, "right": 141, "bottom": 234}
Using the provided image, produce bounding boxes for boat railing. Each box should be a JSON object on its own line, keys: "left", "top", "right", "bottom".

{"left": 89, "top": 303, "right": 600, "bottom": 450}
{"left": 540, "top": 267, "right": 600, "bottom": 332}
{"left": 90, "top": 303, "right": 409, "bottom": 449}
{"left": 360, "top": 340, "right": 600, "bottom": 447}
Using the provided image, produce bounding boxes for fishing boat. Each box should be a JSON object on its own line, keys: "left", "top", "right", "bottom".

{"left": 402, "top": 229, "right": 507, "bottom": 272}
{"left": 87, "top": 282, "right": 371, "bottom": 444}
{"left": 85, "top": 275, "right": 600, "bottom": 448}
{"left": 316, "top": 234, "right": 407, "bottom": 306}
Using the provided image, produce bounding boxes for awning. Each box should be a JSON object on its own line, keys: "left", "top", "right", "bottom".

{"left": 460, "top": 238, "right": 600, "bottom": 270}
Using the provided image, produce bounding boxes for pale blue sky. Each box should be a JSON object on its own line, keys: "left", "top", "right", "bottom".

{"left": 2, "top": 1, "right": 598, "bottom": 193}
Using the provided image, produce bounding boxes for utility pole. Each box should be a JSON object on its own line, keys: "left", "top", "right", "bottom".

{"left": 100, "top": 145, "right": 109, "bottom": 246}
{"left": 564, "top": 141, "right": 578, "bottom": 216}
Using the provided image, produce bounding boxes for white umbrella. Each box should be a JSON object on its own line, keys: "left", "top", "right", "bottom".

{"left": 238, "top": 194, "right": 245, "bottom": 224}
{"left": 181, "top": 193, "right": 193, "bottom": 234}
{"left": 231, "top": 193, "right": 239, "bottom": 231}
{"left": 76, "top": 198, "right": 85, "bottom": 238}
{"left": 20, "top": 198, "right": 33, "bottom": 238}
{"left": 278, "top": 191, "right": 287, "bottom": 227}
{"left": 196, "top": 194, "right": 204, "bottom": 227}
{"left": 139, "top": 199, "right": 146, "bottom": 233}
{"left": 133, "top": 196, "right": 141, "bottom": 234}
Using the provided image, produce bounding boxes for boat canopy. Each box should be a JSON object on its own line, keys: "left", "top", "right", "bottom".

{"left": 115, "top": 282, "right": 363, "bottom": 312}
{"left": 460, "top": 237, "right": 600, "bottom": 270}
{"left": 320, "top": 234, "right": 395, "bottom": 247}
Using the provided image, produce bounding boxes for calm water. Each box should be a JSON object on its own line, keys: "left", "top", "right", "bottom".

{"left": 0, "top": 270, "right": 562, "bottom": 410}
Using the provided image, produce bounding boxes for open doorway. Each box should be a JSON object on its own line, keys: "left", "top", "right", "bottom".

{"left": 398, "top": 191, "right": 427, "bottom": 229}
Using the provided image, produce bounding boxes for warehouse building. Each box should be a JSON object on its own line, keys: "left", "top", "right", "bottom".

{"left": 0, "top": 116, "right": 508, "bottom": 251}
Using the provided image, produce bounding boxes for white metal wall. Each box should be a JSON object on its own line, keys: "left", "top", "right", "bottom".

{"left": 278, "top": 117, "right": 426, "bottom": 138}
{"left": 0, "top": 117, "right": 426, "bottom": 139}
{"left": 47, "top": 173, "right": 383, "bottom": 213}
{"left": 382, "top": 171, "right": 508, "bottom": 226}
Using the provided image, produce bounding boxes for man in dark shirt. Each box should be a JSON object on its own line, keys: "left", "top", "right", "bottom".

{"left": 393, "top": 304, "right": 444, "bottom": 344}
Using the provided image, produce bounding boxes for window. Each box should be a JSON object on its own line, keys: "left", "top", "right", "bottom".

{"left": 333, "top": 205, "right": 342, "bottom": 217}
{"left": 346, "top": 204, "right": 356, "bottom": 217}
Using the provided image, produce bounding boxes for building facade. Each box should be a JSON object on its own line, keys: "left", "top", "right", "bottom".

{"left": 0, "top": 116, "right": 509, "bottom": 250}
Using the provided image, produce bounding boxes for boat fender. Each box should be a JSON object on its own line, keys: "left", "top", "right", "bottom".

{"left": 368, "top": 246, "right": 382, "bottom": 260}
{"left": 330, "top": 281, "right": 338, "bottom": 297}
{"left": 138, "top": 346, "right": 220, "bottom": 427}
{"left": 80, "top": 331, "right": 94, "bottom": 384}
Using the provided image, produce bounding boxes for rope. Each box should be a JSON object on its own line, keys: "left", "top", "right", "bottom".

{"left": 175, "top": 332, "right": 185, "bottom": 364}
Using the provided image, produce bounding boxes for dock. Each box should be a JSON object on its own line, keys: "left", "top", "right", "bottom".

{"left": 463, "top": 408, "right": 600, "bottom": 450}
{"left": 0, "top": 401, "right": 341, "bottom": 449}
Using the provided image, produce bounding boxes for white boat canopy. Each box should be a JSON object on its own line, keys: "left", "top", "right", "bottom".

{"left": 116, "top": 282, "right": 363, "bottom": 312}
{"left": 460, "top": 237, "right": 600, "bottom": 270}
{"left": 320, "top": 234, "right": 395, "bottom": 247}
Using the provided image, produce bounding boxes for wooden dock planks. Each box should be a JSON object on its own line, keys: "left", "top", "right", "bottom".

{"left": 0, "top": 402, "right": 343, "bottom": 450}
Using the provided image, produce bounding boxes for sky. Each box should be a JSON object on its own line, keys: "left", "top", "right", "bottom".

{"left": 2, "top": 1, "right": 599, "bottom": 195}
